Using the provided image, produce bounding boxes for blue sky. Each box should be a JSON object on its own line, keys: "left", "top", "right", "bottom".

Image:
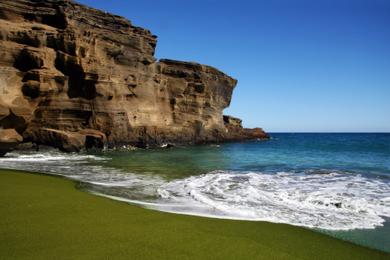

{"left": 78, "top": 0, "right": 390, "bottom": 132}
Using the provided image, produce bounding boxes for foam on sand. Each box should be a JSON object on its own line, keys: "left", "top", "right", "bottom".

{"left": 1, "top": 152, "right": 389, "bottom": 230}
{"left": 154, "top": 170, "right": 390, "bottom": 230}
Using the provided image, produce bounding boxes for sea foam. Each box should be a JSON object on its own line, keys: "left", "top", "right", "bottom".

{"left": 154, "top": 170, "right": 390, "bottom": 230}
{"left": 1, "top": 151, "right": 389, "bottom": 230}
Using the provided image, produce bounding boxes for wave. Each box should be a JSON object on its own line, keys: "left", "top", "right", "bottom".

{"left": 1, "top": 151, "right": 389, "bottom": 230}
{"left": 153, "top": 171, "right": 390, "bottom": 230}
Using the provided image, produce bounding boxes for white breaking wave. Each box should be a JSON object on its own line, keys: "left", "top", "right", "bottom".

{"left": 0, "top": 151, "right": 165, "bottom": 195}
{"left": 1, "top": 152, "right": 389, "bottom": 230}
{"left": 0, "top": 152, "right": 107, "bottom": 162}
{"left": 153, "top": 171, "right": 390, "bottom": 230}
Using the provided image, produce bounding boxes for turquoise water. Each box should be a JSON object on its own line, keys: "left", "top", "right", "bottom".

{"left": 102, "top": 133, "right": 390, "bottom": 178}
{"left": 0, "top": 133, "right": 389, "bottom": 252}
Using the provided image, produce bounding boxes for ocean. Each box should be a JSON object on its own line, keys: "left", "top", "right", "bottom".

{"left": 0, "top": 133, "right": 389, "bottom": 252}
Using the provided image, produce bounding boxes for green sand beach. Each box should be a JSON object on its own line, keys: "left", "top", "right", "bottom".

{"left": 0, "top": 169, "right": 388, "bottom": 260}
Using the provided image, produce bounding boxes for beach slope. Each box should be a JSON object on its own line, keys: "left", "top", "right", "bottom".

{"left": 0, "top": 169, "right": 387, "bottom": 259}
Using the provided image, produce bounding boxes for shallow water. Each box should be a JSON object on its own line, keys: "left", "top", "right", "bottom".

{"left": 0, "top": 133, "right": 389, "bottom": 252}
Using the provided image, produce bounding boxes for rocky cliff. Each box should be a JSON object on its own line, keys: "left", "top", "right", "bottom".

{"left": 0, "top": 0, "right": 268, "bottom": 154}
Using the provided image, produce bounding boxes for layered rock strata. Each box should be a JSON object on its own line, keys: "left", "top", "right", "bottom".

{"left": 0, "top": 0, "right": 268, "bottom": 154}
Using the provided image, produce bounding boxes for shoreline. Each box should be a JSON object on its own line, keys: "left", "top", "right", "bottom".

{"left": 1, "top": 168, "right": 388, "bottom": 259}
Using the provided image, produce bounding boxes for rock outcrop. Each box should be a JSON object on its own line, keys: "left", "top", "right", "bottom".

{"left": 0, "top": 128, "right": 23, "bottom": 156}
{"left": 223, "top": 115, "right": 269, "bottom": 140}
{"left": 0, "top": 0, "right": 268, "bottom": 154}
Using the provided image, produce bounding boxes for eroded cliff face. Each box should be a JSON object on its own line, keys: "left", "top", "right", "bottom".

{"left": 0, "top": 0, "right": 268, "bottom": 153}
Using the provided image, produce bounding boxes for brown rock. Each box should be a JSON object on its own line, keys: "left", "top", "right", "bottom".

{"left": 0, "top": 0, "right": 268, "bottom": 153}
{"left": 0, "top": 128, "right": 23, "bottom": 156}
{"left": 223, "top": 115, "right": 242, "bottom": 127}
{"left": 223, "top": 115, "right": 269, "bottom": 141}
{"left": 79, "top": 129, "right": 107, "bottom": 150}
{"left": 25, "top": 128, "right": 86, "bottom": 153}
{"left": 242, "top": 128, "right": 270, "bottom": 140}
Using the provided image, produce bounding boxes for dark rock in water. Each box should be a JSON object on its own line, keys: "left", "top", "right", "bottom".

{"left": 0, "top": 0, "right": 269, "bottom": 153}
{"left": 243, "top": 128, "right": 270, "bottom": 140}
{"left": 0, "top": 129, "right": 23, "bottom": 156}
{"left": 161, "top": 143, "right": 175, "bottom": 149}
{"left": 332, "top": 202, "right": 342, "bottom": 209}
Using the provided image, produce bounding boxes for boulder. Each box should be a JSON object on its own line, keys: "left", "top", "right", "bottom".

{"left": 26, "top": 128, "right": 85, "bottom": 153}
{"left": 0, "top": 129, "right": 23, "bottom": 156}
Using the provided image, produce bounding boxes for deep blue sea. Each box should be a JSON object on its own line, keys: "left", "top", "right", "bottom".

{"left": 1, "top": 133, "right": 389, "bottom": 252}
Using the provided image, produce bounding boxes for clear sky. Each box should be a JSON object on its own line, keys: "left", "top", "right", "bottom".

{"left": 77, "top": 0, "right": 389, "bottom": 132}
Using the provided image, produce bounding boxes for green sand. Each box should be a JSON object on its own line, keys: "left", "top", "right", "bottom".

{"left": 0, "top": 169, "right": 388, "bottom": 260}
